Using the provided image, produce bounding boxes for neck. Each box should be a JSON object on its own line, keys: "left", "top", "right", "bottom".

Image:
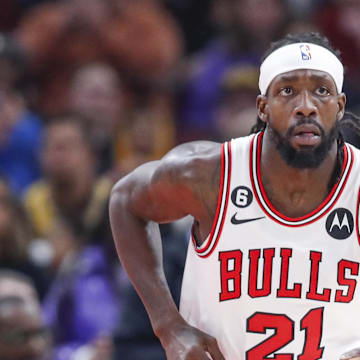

{"left": 260, "top": 131, "right": 340, "bottom": 218}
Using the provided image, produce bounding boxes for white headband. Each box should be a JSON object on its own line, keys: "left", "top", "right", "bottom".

{"left": 259, "top": 43, "right": 344, "bottom": 95}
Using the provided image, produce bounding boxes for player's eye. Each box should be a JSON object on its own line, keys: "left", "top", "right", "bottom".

{"left": 315, "top": 86, "right": 330, "bottom": 96}
{"left": 279, "top": 87, "right": 293, "bottom": 96}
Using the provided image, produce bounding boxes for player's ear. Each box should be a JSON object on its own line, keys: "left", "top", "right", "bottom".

{"left": 257, "top": 95, "right": 269, "bottom": 123}
{"left": 336, "top": 93, "right": 346, "bottom": 121}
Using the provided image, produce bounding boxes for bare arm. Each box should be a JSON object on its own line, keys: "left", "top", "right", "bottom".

{"left": 109, "top": 141, "right": 224, "bottom": 360}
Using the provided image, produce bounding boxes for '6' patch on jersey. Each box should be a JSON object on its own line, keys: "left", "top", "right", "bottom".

{"left": 231, "top": 186, "right": 253, "bottom": 208}
{"left": 326, "top": 208, "right": 354, "bottom": 240}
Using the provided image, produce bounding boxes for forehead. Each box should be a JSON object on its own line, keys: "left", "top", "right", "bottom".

{"left": 270, "top": 69, "right": 336, "bottom": 88}
{"left": 45, "top": 121, "right": 86, "bottom": 144}
{"left": 0, "top": 279, "right": 36, "bottom": 300}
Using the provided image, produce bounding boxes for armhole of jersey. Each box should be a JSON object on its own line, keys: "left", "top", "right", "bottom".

{"left": 192, "top": 141, "right": 232, "bottom": 258}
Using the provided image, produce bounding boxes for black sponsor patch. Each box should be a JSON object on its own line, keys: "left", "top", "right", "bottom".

{"left": 231, "top": 186, "right": 253, "bottom": 208}
{"left": 326, "top": 208, "right": 354, "bottom": 240}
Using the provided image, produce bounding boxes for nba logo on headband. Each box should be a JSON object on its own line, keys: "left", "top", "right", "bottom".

{"left": 300, "top": 44, "right": 311, "bottom": 60}
{"left": 259, "top": 42, "right": 344, "bottom": 94}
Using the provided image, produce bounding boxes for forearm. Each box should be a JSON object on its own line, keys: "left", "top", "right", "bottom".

{"left": 109, "top": 193, "right": 185, "bottom": 338}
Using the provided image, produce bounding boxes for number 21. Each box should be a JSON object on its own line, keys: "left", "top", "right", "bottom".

{"left": 246, "top": 307, "right": 324, "bottom": 360}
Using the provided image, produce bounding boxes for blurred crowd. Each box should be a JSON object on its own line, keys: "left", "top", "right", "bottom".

{"left": 0, "top": 0, "right": 360, "bottom": 359}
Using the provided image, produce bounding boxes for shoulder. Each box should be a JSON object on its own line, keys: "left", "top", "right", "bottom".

{"left": 110, "top": 141, "right": 223, "bottom": 223}
{"left": 112, "top": 140, "right": 222, "bottom": 190}
{"left": 156, "top": 141, "right": 222, "bottom": 185}
{"left": 154, "top": 141, "right": 223, "bottom": 223}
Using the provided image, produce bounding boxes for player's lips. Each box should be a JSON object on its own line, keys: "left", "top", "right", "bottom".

{"left": 291, "top": 123, "right": 321, "bottom": 146}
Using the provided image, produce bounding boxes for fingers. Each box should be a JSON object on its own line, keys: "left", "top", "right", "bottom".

{"left": 205, "top": 337, "right": 226, "bottom": 360}
{"left": 182, "top": 336, "right": 225, "bottom": 360}
{"left": 341, "top": 348, "right": 360, "bottom": 360}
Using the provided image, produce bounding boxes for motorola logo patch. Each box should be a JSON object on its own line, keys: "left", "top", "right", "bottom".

{"left": 325, "top": 208, "right": 354, "bottom": 240}
{"left": 231, "top": 186, "right": 253, "bottom": 208}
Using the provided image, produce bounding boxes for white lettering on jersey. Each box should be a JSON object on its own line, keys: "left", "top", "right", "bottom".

{"left": 219, "top": 248, "right": 359, "bottom": 303}
{"left": 236, "top": 188, "right": 249, "bottom": 206}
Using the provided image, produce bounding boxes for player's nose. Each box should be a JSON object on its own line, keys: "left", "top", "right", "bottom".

{"left": 294, "top": 90, "right": 318, "bottom": 119}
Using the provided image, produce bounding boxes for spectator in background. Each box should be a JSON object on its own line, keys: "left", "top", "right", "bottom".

{"left": 23, "top": 115, "right": 112, "bottom": 253}
{"left": 114, "top": 102, "right": 176, "bottom": 177}
{"left": 68, "top": 62, "right": 124, "bottom": 174}
{"left": 0, "top": 192, "right": 49, "bottom": 299}
{"left": 0, "top": 34, "right": 42, "bottom": 194}
{"left": 317, "top": 0, "right": 360, "bottom": 111}
{"left": 15, "top": 0, "right": 183, "bottom": 117}
{"left": 42, "top": 217, "right": 115, "bottom": 360}
{"left": 0, "top": 269, "right": 39, "bottom": 302}
{"left": 179, "top": 0, "right": 288, "bottom": 141}
{"left": 213, "top": 64, "right": 259, "bottom": 141}
{"left": 0, "top": 271, "right": 52, "bottom": 360}
{"left": 113, "top": 223, "right": 188, "bottom": 360}
{"left": 68, "top": 61, "right": 176, "bottom": 182}
{"left": 0, "top": 88, "right": 43, "bottom": 194}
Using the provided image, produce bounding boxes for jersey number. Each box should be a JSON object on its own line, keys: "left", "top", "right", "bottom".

{"left": 246, "top": 307, "right": 324, "bottom": 360}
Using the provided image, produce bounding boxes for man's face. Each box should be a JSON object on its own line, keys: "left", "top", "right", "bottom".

{"left": 258, "top": 69, "right": 346, "bottom": 168}
{"left": 41, "top": 122, "right": 93, "bottom": 183}
{"left": 70, "top": 65, "right": 122, "bottom": 140}
{"left": 0, "top": 303, "right": 51, "bottom": 360}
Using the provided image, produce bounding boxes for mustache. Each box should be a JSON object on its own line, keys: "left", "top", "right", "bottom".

{"left": 286, "top": 118, "right": 325, "bottom": 138}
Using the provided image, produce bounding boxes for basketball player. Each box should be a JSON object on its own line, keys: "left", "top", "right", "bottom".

{"left": 109, "top": 32, "right": 360, "bottom": 359}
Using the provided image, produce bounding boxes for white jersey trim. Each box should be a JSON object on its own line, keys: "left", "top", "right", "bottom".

{"left": 250, "top": 132, "right": 354, "bottom": 227}
{"left": 192, "top": 141, "right": 232, "bottom": 258}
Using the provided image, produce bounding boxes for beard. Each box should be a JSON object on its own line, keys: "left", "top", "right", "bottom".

{"left": 268, "top": 118, "right": 340, "bottom": 169}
